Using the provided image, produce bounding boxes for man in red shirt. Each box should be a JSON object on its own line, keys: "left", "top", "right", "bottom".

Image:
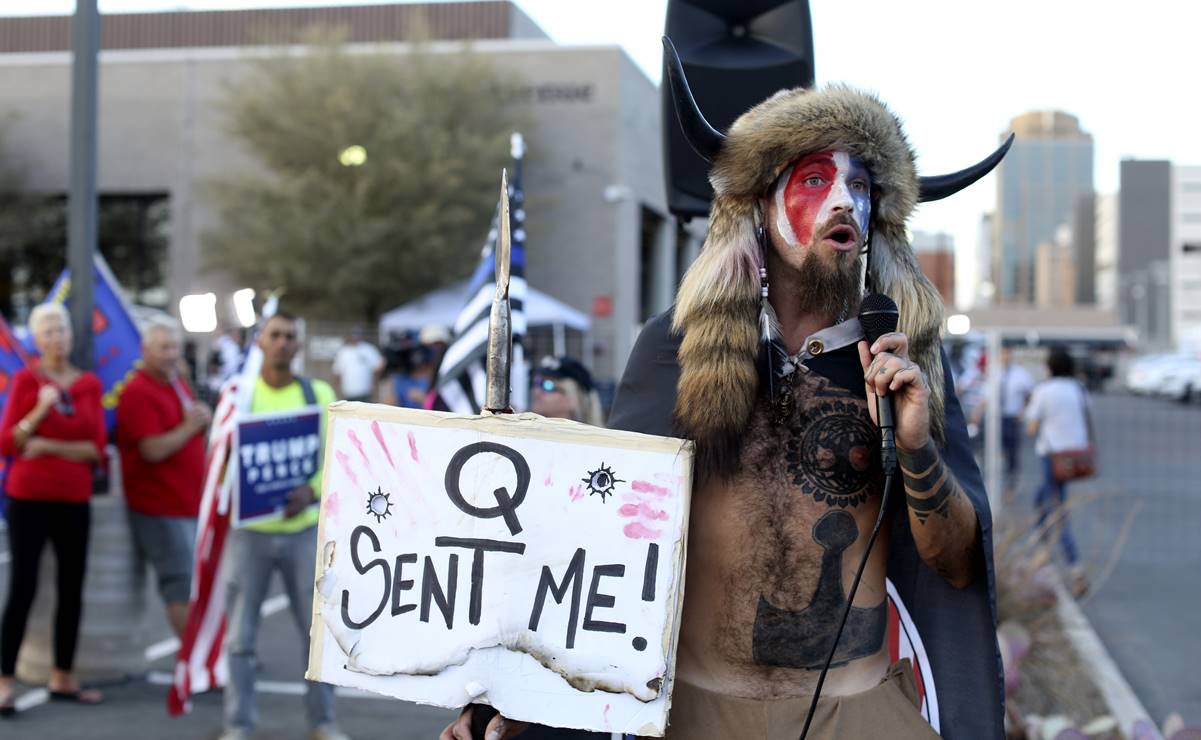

{"left": 117, "top": 318, "right": 212, "bottom": 637}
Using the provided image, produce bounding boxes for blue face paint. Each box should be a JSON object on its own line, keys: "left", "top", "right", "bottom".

{"left": 774, "top": 150, "right": 872, "bottom": 251}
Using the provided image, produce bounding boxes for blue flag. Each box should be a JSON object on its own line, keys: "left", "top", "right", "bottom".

{"left": 42, "top": 255, "right": 143, "bottom": 431}
{"left": 0, "top": 313, "right": 32, "bottom": 518}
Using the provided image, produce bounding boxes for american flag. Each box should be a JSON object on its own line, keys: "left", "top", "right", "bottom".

{"left": 167, "top": 300, "right": 271, "bottom": 715}
{"left": 432, "top": 133, "right": 529, "bottom": 414}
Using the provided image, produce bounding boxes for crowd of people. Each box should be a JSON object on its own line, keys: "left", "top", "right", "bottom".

{"left": 0, "top": 304, "right": 601, "bottom": 738}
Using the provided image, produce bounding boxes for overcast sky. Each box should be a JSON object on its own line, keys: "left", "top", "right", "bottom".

{"left": 6, "top": 0, "right": 1199, "bottom": 306}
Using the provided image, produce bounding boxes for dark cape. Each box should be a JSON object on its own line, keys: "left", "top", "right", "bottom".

{"left": 606, "top": 310, "right": 1005, "bottom": 740}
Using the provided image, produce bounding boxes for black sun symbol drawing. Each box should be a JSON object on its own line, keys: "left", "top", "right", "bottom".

{"left": 582, "top": 463, "right": 624, "bottom": 503}
{"left": 365, "top": 487, "right": 393, "bottom": 523}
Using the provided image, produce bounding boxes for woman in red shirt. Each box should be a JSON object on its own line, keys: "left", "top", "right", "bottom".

{"left": 0, "top": 303, "right": 106, "bottom": 715}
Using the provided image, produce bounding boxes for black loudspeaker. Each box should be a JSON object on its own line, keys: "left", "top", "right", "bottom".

{"left": 663, "top": 0, "right": 815, "bottom": 219}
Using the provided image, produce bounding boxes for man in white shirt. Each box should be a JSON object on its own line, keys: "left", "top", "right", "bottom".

{"left": 1024, "top": 347, "right": 1090, "bottom": 580}
{"left": 331, "top": 329, "right": 383, "bottom": 403}
{"left": 999, "top": 347, "right": 1035, "bottom": 485}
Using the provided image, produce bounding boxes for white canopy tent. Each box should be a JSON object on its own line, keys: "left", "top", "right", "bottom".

{"left": 378, "top": 280, "right": 591, "bottom": 357}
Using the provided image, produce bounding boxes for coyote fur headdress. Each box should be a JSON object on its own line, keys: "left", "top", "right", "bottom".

{"left": 663, "top": 39, "right": 1011, "bottom": 477}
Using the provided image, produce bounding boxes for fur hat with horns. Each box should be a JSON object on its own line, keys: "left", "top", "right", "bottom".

{"left": 663, "top": 38, "right": 1011, "bottom": 478}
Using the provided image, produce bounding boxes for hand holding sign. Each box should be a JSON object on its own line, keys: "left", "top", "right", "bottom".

{"left": 307, "top": 405, "right": 692, "bottom": 737}
{"left": 234, "top": 408, "right": 322, "bottom": 527}
{"left": 440, "top": 705, "right": 528, "bottom": 740}
{"left": 284, "top": 483, "right": 317, "bottom": 519}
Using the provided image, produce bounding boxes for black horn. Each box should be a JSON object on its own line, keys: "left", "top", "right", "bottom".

{"left": 918, "top": 133, "right": 1015, "bottom": 202}
{"left": 662, "top": 36, "right": 726, "bottom": 162}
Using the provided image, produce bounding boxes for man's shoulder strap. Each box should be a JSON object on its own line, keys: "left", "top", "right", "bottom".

{"left": 297, "top": 376, "right": 317, "bottom": 406}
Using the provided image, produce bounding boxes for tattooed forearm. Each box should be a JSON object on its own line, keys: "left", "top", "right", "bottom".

{"left": 897, "top": 440, "right": 962, "bottom": 524}
{"left": 898, "top": 439, "right": 981, "bottom": 588}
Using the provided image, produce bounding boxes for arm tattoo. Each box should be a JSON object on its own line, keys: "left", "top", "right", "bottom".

{"left": 898, "top": 440, "right": 963, "bottom": 524}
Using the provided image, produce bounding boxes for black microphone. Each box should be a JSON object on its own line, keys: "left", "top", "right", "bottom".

{"left": 858, "top": 294, "right": 900, "bottom": 476}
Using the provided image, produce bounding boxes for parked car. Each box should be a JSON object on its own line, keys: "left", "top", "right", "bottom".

{"left": 1125, "top": 354, "right": 1196, "bottom": 395}
{"left": 1157, "top": 359, "right": 1201, "bottom": 402}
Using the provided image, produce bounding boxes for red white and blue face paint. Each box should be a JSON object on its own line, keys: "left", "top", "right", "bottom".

{"left": 772, "top": 150, "right": 871, "bottom": 252}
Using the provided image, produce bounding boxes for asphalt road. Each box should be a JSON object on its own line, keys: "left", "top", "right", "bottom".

{"left": 0, "top": 391, "right": 1196, "bottom": 737}
{"left": 1004, "top": 391, "right": 1201, "bottom": 728}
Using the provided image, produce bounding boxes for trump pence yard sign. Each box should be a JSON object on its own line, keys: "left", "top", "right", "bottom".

{"left": 306, "top": 404, "right": 693, "bottom": 736}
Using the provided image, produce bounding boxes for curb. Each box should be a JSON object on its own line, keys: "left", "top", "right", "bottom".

{"left": 1051, "top": 577, "right": 1163, "bottom": 740}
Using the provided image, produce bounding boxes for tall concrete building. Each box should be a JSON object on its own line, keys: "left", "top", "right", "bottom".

{"left": 993, "top": 111, "right": 1094, "bottom": 304}
{"left": 1118, "top": 160, "right": 1173, "bottom": 348}
{"left": 1170, "top": 166, "right": 1201, "bottom": 348}
{"left": 1035, "top": 225, "right": 1075, "bottom": 308}
{"left": 972, "top": 212, "right": 994, "bottom": 308}
{"left": 1072, "top": 193, "right": 1097, "bottom": 304}
{"left": 0, "top": 2, "right": 674, "bottom": 384}
{"left": 1094, "top": 193, "right": 1118, "bottom": 311}
{"left": 911, "top": 230, "right": 955, "bottom": 306}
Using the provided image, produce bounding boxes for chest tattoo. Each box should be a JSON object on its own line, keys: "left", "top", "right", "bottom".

{"left": 778, "top": 370, "right": 881, "bottom": 508}
{"left": 752, "top": 510, "right": 886, "bottom": 669}
{"left": 732, "top": 367, "right": 887, "bottom": 670}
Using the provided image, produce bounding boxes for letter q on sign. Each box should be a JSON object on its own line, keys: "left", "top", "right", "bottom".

{"left": 443, "top": 442, "right": 530, "bottom": 537}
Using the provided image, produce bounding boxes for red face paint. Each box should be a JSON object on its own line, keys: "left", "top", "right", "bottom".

{"left": 780, "top": 152, "right": 837, "bottom": 247}
{"left": 774, "top": 150, "right": 871, "bottom": 251}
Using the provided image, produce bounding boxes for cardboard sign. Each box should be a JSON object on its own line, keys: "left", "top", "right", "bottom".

{"left": 306, "top": 404, "right": 693, "bottom": 736}
{"left": 234, "top": 407, "right": 321, "bottom": 527}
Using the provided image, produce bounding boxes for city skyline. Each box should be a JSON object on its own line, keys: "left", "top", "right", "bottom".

{"left": 5, "top": 1, "right": 1200, "bottom": 309}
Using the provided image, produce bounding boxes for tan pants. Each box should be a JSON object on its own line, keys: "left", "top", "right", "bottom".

{"left": 662, "top": 661, "right": 940, "bottom": 740}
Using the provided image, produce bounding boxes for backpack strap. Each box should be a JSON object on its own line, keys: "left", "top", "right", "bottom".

{"left": 297, "top": 376, "right": 318, "bottom": 406}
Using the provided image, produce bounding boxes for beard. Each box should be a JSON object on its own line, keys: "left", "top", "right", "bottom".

{"left": 792, "top": 226, "right": 864, "bottom": 321}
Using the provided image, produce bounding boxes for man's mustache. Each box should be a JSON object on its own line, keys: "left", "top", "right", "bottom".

{"left": 817, "top": 213, "right": 862, "bottom": 243}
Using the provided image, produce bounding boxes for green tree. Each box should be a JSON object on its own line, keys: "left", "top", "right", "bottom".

{"left": 203, "top": 36, "right": 526, "bottom": 322}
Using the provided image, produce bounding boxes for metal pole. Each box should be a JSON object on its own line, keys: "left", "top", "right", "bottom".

{"left": 68, "top": 0, "right": 100, "bottom": 369}
{"left": 552, "top": 322, "right": 566, "bottom": 358}
{"left": 984, "top": 329, "right": 1003, "bottom": 516}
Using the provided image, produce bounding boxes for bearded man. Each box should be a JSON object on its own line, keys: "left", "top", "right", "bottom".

{"left": 441, "top": 41, "right": 1009, "bottom": 740}
{"left": 608, "top": 43, "right": 1009, "bottom": 740}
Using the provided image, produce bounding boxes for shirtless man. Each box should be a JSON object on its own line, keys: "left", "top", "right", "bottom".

{"left": 652, "top": 145, "right": 978, "bottom": 738}
{"left": 442, "top": 47, "right": 1007, "bottom": 740}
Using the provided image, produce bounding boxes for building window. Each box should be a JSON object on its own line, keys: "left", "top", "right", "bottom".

{"left": 638, "top": 206, "right": 666, "bottom": 323}
{"left": 1182, "top": 212, "right": 1201, "bottom": 224}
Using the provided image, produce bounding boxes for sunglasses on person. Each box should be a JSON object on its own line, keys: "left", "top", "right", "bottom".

{"left": 535, "top": 378, "right": 564, "bottom": 394}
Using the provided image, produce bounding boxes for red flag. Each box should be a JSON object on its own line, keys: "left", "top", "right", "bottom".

{"left": 167, "top": 380, "right": 241, "bottom": 715}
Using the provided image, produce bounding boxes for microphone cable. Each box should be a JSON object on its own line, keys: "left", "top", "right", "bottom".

{"left": 798, "top": 466, "right": 895, "bottom": 740}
